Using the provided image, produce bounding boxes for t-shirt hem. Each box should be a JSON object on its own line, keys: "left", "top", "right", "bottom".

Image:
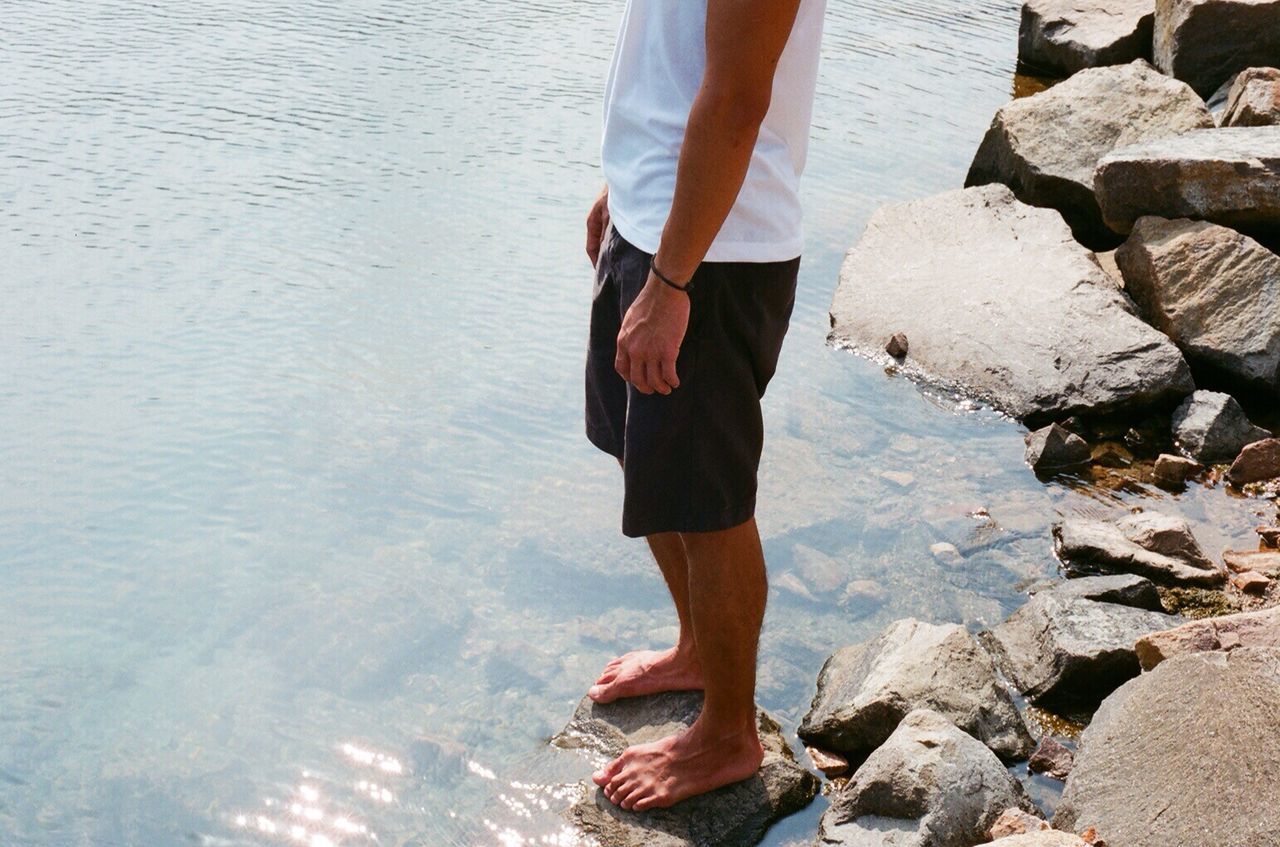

{"left": 609, "top": 206, "right": 803, "bottom": 264}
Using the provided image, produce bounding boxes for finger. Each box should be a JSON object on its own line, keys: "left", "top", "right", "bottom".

{"left": 586, "top": 215, "right": 601, "bottom": 266}
{"left": 614, "top": 343, "right": 631, "bottom": 384}
{"left": 660, "top": 356, "right": 680, "bottom": 391}
{"left": 602, "top": 206, "right": 610, "bottom": 235}
{"left": 645, "top": 360, "right": 670, "bottom": 395}
{"left": 630, "top": 357, "right": 653, "bottom": 395}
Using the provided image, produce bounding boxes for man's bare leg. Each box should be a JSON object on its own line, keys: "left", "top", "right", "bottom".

{"left": 588, "top": 531, "right": 704, "bottom": 702}
{"left": 593, "top": 517, "right": 767, "bottom": 811}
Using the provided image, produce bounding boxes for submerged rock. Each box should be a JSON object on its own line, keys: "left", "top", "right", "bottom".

{"left": 1135, "top": 605, "right": 1280, "bottom": 669}
{"left": 1054, "top": 648, "right": 1280, "bottom": 844}
{"left": 1018, "top": 0, "right": 1154, "bottom": 77}
{"left": 1028, "top": 736, "right": 1075, "bottom": 780}
{"left": 1025, "top": 423, "right": 1091, "bottom": 473}
{"left": 798, "top": 618, "right": 1034, "bottom": 766}
{"left": 967, "top": 60, "right": 1211, "bottom": 247}
{"left": 816, "top": 709, "right": 1037, "bottom": 847}
{"left": 553, "top": 692, "right": 818, "bottom": 847}
{"left": 1221, "top": 67, "right": 1280, "bottom": 127}
{"left": 980, "top": 592, "right": 1181, "bottom": 707}
{"left": 1030, "top": 573, "right": 1166, "bottom": 612}
{"left": 1170, "top": 391, "right": 1273, "bottom": 462}
{"left": 829, "top": 185, "right": 1193, "bottom": 425}
{"left": 1117, "top": 219, "right": 1280, "bottom": 393}
{"left": 1053, "top": 511, "right": 1226, "bottom": 587}
{"left": 1153, "top": 0, "right": 1280, "bottom": 96}
{"left": 1228, "top": 437, "right": 1280, "bottom": 486}
{"left": 1094, "top": 126, "right": 1280, "bottom": 235}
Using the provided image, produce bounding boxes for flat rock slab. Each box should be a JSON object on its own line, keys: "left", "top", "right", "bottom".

{"left": 1224, "top": 549, "right": 1280, "bottom": 576}
{"left": 1222, "top": 67, "right": 1280, "bottom": 127}
{"left": 1169, "top": 391, "right": 1274, "bottom": 461}
{"left": 553, "top": 692, "right": 819, "bottom": 847}
{"left": 967, "top": 60, "right": 1211, "bottom": 247}
{"left": 1018, "top": 0, "right": 1154, "bottom": 77}
{"left": 1053, "top": 511, "right": 1226, "bottom": 586}
{"left": 1054, "top": 648, "right": 1280, "bottom": 845}
{"left": 829, "top": 185, "right": 1192, "bottom": 425}
{"left": 980, "top": 592, "right": 1182, "bottom": 707}
{"left": 991, "top": 833, "right": 1090, "bottom": 847}
{"left": 1154, "top": 0, "right": 1280, "bottom": 97}
{"left": 1095, "top": 126, "right": 1280, "bottom": 235}
{"left": 1030, "top": 573, "right": 1166, "bottom": 612}
{"left": 798, "top": 618, "right": 1034, "bottom": 766}
{"left": 816, "top": 709, "right": 1037, "bottom": 847}
{"left": 1118, "top": 220, "right": 1280, "bottom": 393}
{"left": 1228, "top": 437, "right": 1280, "bottom": 485}
{"left": 1136, "top": 605, "right": 1280, "bottom": 669}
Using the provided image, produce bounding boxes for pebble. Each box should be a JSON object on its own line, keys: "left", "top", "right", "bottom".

{"left": 989, "top": 807, "right": 1052, "bottom": 839}
{"left": 1231, "top": 570, "right": 1271, "bottom": 594}
{"left": 1028, "top": 736, "right": 1075, "bottom": 780}
{"left": 1153, "top": 453, "right": 1201, "bottom": 488}
{"left": 930, "top": 542, "right": 965, "bottom": 567}
{"left": 886, "top": 331, "right": 909, "bottom": 358}
{"left": 806, "top": 746, "right": 850, "bottom": 778}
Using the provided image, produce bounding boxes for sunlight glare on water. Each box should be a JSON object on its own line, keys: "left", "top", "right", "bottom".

{"left": 1, "top": 1, "right": 1268, "bottom": 845}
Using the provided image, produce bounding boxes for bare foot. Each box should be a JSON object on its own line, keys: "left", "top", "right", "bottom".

{"left": 588, "top": 647, "right": 703, "bottom": 704}
{"left": 591, "top": 717, "right": 764, "bottom": 811}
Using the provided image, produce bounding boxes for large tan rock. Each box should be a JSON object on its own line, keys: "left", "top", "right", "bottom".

{"left": 1153, "top": 0, "right": 1280, "bottom": 97}
{"left": 829, "top": 185, "right": 1193, "bottom": 424}
{"left": 1094, "top": 126, "right": 1280, "bottom": 235}
{"left": 990, "top": 832, "right": 1090, "bottom": 847}
{"left": 1117, "top": 220, "right": 1280, "bottom": 393}
{"left": 1019, "top": 0, "right": 1154, "bottom": 77}
{"left": 1053, "top": 511, "right": 1227, "bottom": 586}
{"left": 968, "top": 61, "right": 1211, "bottom": 247}
{"left": 1054, "top": 648, "right": 1280, "bottom": 846}
{"left": 1135, "top": 605, "right": 1280, "bottom": 669}
{"left": 1222, "top": 67, "right": 1280, "bottom": 127}
{"left": 1228, "top": 438, "right": 1280, "bottom": 485}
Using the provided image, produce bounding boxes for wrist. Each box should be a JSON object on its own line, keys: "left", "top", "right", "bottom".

{"left": 650, "top": 257, "right": 694, "bottom": 294}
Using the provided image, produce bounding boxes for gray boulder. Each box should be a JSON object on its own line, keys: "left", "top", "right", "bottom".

{"left": 816, "top": 709, "right": 1037, "bottom": 847}
{"left": 554, "top": 692, "right": 818, "bottom": 847}
{"left": 1171, "top": 391, "right": 1272, "bottom": 462}
{"left": 1031, "top": 573, "right": 1166, "bottom": 612}
{"left": 1025, "top": 423, "right": 1091, "bottom": 472}
{"left": 1052, "top": 511, "right": 1227, "bottom": 586}
{"left": 1117, "top": 218, "right": 1280, "bottom": 392}
{"left": 1094, "top": 126, "right": 1280, "bottom": 235}
{"left": 1153, "top": 0, "right": 1280, "bottom": 96}
{"left": 798, "top": 618, "right": 1034, "bottom": 765}
{"left": 967, "top": 60, "right": 1211, "bottom": 247}
{"left": 1222, "top": 67, "right": 1280, "bottom": 127}
{"left": 980, "top": 592, "right": 1182, "bottom": 707}
{"left": 1054, "top": 648, "right": 1280, "bottom": 845}
{"left": 1018, "top": 0, "right": 1154, "bottom": 77}
{"left": 829, "top": 185, "right": 1193, "bottom": 425}
{"left": 1228, "top": 437, "right": 1280, "bottom": 485}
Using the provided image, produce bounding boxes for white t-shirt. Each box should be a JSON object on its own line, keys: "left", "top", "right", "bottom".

{"left": 600, "top": 0, "right": 826, "bottom": 263}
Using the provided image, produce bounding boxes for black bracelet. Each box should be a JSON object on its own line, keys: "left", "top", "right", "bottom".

{"left": 650, "top": 260, "right": 693, "bottom": 294}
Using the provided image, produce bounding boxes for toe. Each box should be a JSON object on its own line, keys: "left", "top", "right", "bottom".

{"left": 617, "top": 780, "right": 649, "bottom": 811}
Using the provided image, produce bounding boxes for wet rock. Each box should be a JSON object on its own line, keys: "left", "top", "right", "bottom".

{"left": 929, "top": 542, "right": 965, "bottom": 567}
{"left": 1054, "top": 648, "right": 1280, "bottom": 843}
{"left": 1224, "top": 549, "right": 1280, "bottom": 576}
{"left": 793, "top": 545, "right": 848, "bottom": 594}
{"left": 1094, "top": 126, "right": 1280, "bottom": 235}
{"left": 1221, "top": 67, "right": 1280, "bottom": 127}
{"left": 1018, "top": 0, "right": 1154, "bottom": 77}
{"left": 1030, "top": 573, "right": 1166, "bottom": 613}
{"left": 1169, "top": 391, "right": 1274, "bottom": 461}
{"left": 1025, "top": 423, "right": 1092, "bottom": 472}
{"left": 1231, "top": 570, "right": 1272, "bottom": 594}
{"left": 990, "top": 833, "right": 1090, "bottom": 847}
{"left": 979, "top": 592, "right": 1181, "bottom": 707}
{"left": 806, "top": 747, "right": 849, "bottom": 779}
{"left": 885, "top": 332, "right": 909, "bottom": 358}
{"left": 1120, "top": 415, "right": 1170, "bottom": 457}
{"left": 829, "top": 185, "right": 1193, "bottom": 425}
{"left": 1117, "top": 220, "right": 1280, "bottom": 393}
{"left": 1258, "top": 526, "right": 1280, "bottom": 547}
{"left": 1153, "top": 0, "right": 1280, "bottom": 96}
{"left": 1152, "top": 453, "right": 1201, "bottom": 487}
{"left": 1052, "top": 512, "right": 1226, "bottom": 586}
{"left": 967, "top": 60, "right": 1211, "bottom": 247}
{"left": 816, "top": 709, "right": 1037, "bottom": 847}
{"left": 1028, "top": 736, "right": 1075, "bottom": 780}
{"left": 990, "top": 807, "right": 1052, "bottom": 839}
{"left": 1090, "top": 442, "right": 1133, "bottom": 468}
{"left": 1228, "top": 437, "right": 1280, "bottom": 486}
{"left": 798, "top": 618, "right": 1034, "bottom": 765}
{"left": 554, "top": 691, "right": 818, "bottom": 847}
{"left": 1135, "top": 605, "right": 1280, "bottom": 669}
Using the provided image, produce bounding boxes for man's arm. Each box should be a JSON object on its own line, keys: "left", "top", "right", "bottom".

{"left": 615, "top": 0, "right": 804, "bottom": 395}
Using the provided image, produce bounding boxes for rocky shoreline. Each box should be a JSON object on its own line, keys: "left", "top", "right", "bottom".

{"left": 551, "top": 2, "right": 1280, "bottom": 845}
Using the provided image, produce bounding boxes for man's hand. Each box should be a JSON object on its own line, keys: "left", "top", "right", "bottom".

{"left": 586, "top": 184, "right": 610, "bottom": 268}
{"left": 615, "top": 273, "right": 690, "bottom": 395}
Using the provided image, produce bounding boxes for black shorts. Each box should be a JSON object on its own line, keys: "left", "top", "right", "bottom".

{"left": 585, "top": 225, "right": 799, "bottom": 538}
